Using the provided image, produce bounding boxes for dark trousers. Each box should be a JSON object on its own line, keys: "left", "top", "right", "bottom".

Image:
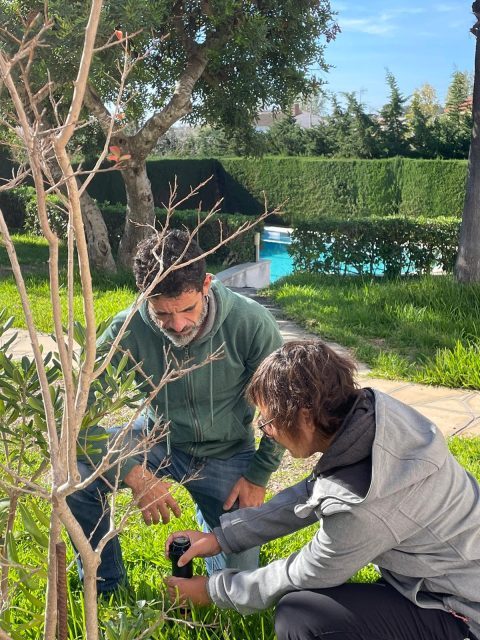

{"left": 275, "top": 582, "right": 475, "bottom": 640}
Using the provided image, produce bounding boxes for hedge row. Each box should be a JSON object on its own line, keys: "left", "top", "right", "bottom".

{"left": 290, "top": 217, "right": 460, "bottom": 278}
{"left": 221, "top": 158, "right": 467, "bottom": 222}
{"left": 1, "top": 158, "right": 467, "bottom": 233}
{"left": 84, "top": 157, "right": 467, "bottom": 223}
{"left": 86, "top": 159, "right": 223, "bottom": 212}
{"left": 99, "top": 203, "right": 261, "bottom": 264}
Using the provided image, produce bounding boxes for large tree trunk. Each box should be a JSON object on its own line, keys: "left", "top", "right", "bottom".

{"left": 117, "top": 160, "right": 155, "bottom": 270}
{"left": 80, "top": 187, "right": 117, "bottom": 273}
{"left": 455, "top": 14, "right": 480, "bottom": 282}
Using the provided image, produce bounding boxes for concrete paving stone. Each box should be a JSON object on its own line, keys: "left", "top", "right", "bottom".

{"left": 407, "top": 407, "right": 474, "bottom": 437}
{"left": 463, "top": 393, "right": 480, "bottom": 414}
{"left": 460, "top": 419, "right": 480, "bottom": 437}
{"left": 387, "top": 384, "right": 470, "bottom": 405}
{"left": 359, "top": 377, "right": 412, "bottom": 394}
{"left": 417, "top": 398, "right": 479, "bottom": 415}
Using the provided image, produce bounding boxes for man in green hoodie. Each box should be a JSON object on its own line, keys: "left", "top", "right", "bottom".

{"left": 67, "top": 229, "right": 283, "bottom": 594}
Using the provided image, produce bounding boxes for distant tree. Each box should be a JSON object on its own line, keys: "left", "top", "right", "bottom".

{"left": 343, "top": 93, "right": 381, "bottom": 158}
{"left": 435, "top": 70, "right": 472, "bottom": 159}
{"left": 407, "top": 83, "right": 442, "bottom": 120}
{"left": 436, "top": 113, "right": 472, "bottom": 158}
{"left": 379, "top": 71, "right": 409, "bottom": 156}
{"left": 456, "top": 3, "right": 480, "bottom": 282}
{"left": 179, "top": 126, "right": 267, "bottom": 157}
{"left": 266, "top": 115, "right": 309, "bottom": 156}
{"left": 445, "top": 70, "right": 472, "bottom": 113}
{"left": 305, "top": 121, "right": 335, "bottom": 156}
{"left": 325, "top": 95, "right": 351, "bottom": 155}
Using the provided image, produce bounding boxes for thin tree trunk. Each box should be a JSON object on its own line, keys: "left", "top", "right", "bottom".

{"left": 50, "top": 161, "right": 117, "bottom": 273}
{"left": 80, "top": 187, "right": 117, "bottom": 273}
{"left": 455, "top": 16, "right": 480, "bottom": 282}
{"left": 117, "top": 160, "right": 155, "bottom": 270}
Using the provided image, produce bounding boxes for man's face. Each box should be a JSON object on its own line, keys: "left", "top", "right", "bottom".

{"left": 148, "top": 275, "right": 211, "bottom": 347}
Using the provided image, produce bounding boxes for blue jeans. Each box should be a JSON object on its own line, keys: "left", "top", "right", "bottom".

{"left": 66, "top": 419, "right": 260, "bottom": 593}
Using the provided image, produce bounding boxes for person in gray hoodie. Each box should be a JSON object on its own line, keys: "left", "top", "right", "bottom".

{"left": 166, "top": 340, "right": 480, "bottom": 640}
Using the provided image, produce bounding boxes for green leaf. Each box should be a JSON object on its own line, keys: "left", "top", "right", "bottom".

{"left": 18, "top": 503, "right": 49, "bottom": 548}
{"left": 28, "top": 500, "right": 51, "bottom": 531}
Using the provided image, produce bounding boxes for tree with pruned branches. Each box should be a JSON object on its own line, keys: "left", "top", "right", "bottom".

{"left": 1, "top": 0, "right": 338, "bottom": 271}
{"left": 0, "top": 4, "right": 279, "bottom": 638}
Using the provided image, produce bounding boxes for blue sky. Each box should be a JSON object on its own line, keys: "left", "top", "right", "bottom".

{"left": 316, "top": 1, "right": 475, "bottom": 111}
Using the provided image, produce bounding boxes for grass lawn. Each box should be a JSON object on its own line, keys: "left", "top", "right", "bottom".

{"left": 267, "top": 272, "right": 480, "bottom": 389}
{"left": 3, "top": 436, "right": 479, "bottom": 639}
{"left": 2, "top": 237, "right": 480, "bottom": 637}
{"left": 0, "top": 234, "right": 223, "bottom": 332}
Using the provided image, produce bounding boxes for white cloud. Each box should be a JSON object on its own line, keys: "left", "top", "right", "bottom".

{"left": 437, "top": 3, "right": 459, "bottom": 12}
{"left": 340, "top": 18, "right": 394, "bottom": 35}
{"left": 338, "top": 7, "right": 427, "bottom": 36}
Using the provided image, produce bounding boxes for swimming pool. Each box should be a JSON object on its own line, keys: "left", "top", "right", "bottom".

{"left": 260, "top": 226, "right": 409, "bottom": 282}
{"left": 260, "top": 227, "right": 294, "bottom": 282}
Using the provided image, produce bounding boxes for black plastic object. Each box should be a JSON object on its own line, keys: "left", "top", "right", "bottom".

{"left": 169, "top": 535, "right": 193, "bottom": 578}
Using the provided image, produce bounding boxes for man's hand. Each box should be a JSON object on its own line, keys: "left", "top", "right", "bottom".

{"left": 123, "top": 465, "right": 181, "bottom": 525}
{"left": 165, "top": 530, "right": 221, "bottom": 567}
{"left": 165, "top": 576, "right": 211, "bottom": 607}
{"left": 223, "top": 476, "right": 266, "bottom": 510}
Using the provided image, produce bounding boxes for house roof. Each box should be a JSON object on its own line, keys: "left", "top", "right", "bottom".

{"left": 255, "top": 104, "right": 322, "bottom": 130}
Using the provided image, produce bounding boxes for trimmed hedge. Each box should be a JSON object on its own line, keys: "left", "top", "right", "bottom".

{"left": 221, "top": 157, "right": 467, "bottom": 222}
{"left": 86, "top": 159, "right": 223, "bottom": 211}
{"left": 84, "top": 157, "right": 467, "bottom": 224}
{"left": 1, "top": 158, "right": 468, "bottom": 233}
{"left": 290, "top": 217, "right": 460, "bottom": 278}
{"left": 99, "top": 203, "right": 261, "bottom": 265}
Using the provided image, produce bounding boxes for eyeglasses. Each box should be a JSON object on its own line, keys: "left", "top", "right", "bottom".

{"left": 257, "top": 415, "right": 276, "bottom": 439}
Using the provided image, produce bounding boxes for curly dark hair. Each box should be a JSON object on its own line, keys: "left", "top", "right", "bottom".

{"left": 246, "top": 340, "right": 359, "bottom": 438}
{"left": 133, "top": 229, "right": 206, "bottom": 297}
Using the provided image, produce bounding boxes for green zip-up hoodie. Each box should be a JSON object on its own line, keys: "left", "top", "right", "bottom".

{"left": 79, "top": 280, "right": 284, "bottom": 486}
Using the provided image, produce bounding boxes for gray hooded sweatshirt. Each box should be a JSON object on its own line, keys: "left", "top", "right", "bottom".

{"left": 208, "top": 389, "right": 480, "bottom": 639}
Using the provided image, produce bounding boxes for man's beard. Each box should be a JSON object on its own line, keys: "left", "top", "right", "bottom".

{"left": 151, "top": 297, "right": 209, "bottom": 348}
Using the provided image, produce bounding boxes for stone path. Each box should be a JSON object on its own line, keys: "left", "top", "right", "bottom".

{"left": 1, "top": 288, "right": 479, "bottom": 439}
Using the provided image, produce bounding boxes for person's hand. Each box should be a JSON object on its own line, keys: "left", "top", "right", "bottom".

{"left": 223, "top": 476, "right": 266, "bottom": 510}
{"left": 165, "top": 576, "right": 211, "bottom": 607}
{"left": 123, "top": 465, "right": 181, "bottom": 525}
{"left": 165, "top": 530, "right": 221, "bottom": 567}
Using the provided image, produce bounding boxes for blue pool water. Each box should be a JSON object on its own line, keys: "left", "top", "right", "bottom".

{"left": 260, "top": 226, "right": 427, "bottom": 282}
{"left": 260, "top": 227, "right": 293, "bottom": 282}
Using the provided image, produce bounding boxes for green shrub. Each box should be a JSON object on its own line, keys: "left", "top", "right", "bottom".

{"left": 0, "top": 186, "right": 30, "bottom": 229}
{"left": 99, "top": 202, "right": 261, "bottom": 265}
{"left": 4, "top": 185, "right": 67, "bottom": 236}
{"left": 5, "top": 158, "right": 467, "bottom": 233}
{"left": 289, "top": 216, "right": 460, "bottom": 277}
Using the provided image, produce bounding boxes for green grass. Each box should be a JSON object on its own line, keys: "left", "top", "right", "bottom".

{"left": 3, "top": 437, "right": 479, "bottom": 639}
{"left": 0, "top": 234, "right": 224, "bottom": 332}
{"left": 267, "top": 273, "right": 480, "bottom": 389}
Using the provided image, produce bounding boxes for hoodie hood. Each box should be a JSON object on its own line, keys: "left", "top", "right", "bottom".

{"left": 368, "top": 389, "right": 448, "bottom": 501}
{"left": 138, "top": 279, "right": 235, "bottom": 347}
{"left": 295, "top": 389, "right": 449, "bottom": 519}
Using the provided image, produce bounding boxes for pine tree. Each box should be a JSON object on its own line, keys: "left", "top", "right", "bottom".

{"left": 380, "top": 71, "right": 409, "bottom": 156}
{"left": 445, "top": 70, "right": 472, "bottom": 113}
